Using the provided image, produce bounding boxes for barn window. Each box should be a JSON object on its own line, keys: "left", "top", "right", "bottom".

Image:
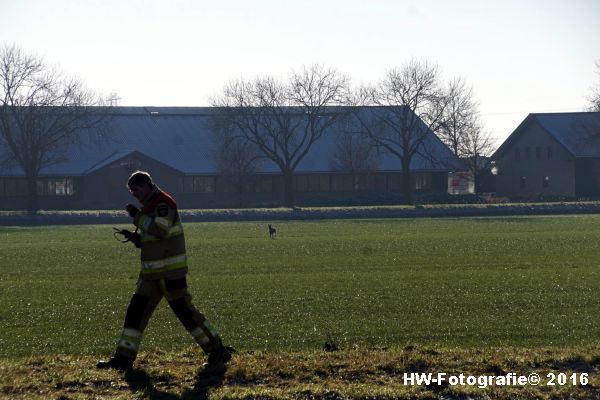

{"left": 415, "top": 173, "right": 432, "bottom": 190}
{"left": 180, "top": 176, "right": 215, "bottom": 193}
{"left": 0, "top": 178, "right": 28, "bottom": 197}
{"left": 36, "top": 178, "right": 74, "bottom": 196}
{"left": 331, "top": 174, "right": 353, "bottom": 191}
{"left": 295, "top": 175, "right": 308, "bottom": 192}
{"left": 255, "top": 176, "right": 273, "bottom": 193}
{"left": 306, "top": 175, "right": 330, "bottom": 192}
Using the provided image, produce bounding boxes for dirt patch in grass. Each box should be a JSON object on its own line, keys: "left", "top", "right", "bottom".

{"left": 1, "top": 346, "right": 599, "bottom": 399}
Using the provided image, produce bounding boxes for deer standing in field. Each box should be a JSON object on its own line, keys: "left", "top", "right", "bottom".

{"left": 268, "top": 224, "right": 277, "bottom": 239}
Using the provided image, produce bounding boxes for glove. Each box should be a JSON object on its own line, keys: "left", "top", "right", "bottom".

{"left": 130, "top": 232, "right": 141, "bottom": 248}
{"left": 113, "top": 228, "right": 141, "bottom": 248}
{"left": 125, "top": 203, "right": 140, "bottom": 218}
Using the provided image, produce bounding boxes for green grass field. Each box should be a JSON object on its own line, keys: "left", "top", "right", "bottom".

{"left": 1, "top": 215, "right": 600, "bottom": 399}
{"left": 1, "top": 215, "right": 599, "bottom": 358}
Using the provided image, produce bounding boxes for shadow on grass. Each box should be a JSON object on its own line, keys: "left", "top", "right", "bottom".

{"left": 124, "top": 365, "right": 226, "bottom": 400}
{"left": 181, "top": 366, "right": 227, "bottom": 400}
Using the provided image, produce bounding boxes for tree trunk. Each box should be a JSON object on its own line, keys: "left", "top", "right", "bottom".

{"left": 283, "top": 169, "right": 295, "bottom": 208}
{"left": 235, "top": 174, "right": 244, "bottom": 208}
{"left": 401, "top": 158, "right": 414, "bottom": 205}
{"left": 26, "top": 176, "right": 38, "bottom": 215}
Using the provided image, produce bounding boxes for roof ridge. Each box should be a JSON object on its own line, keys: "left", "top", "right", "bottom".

{"left": 83, "top": 150, "right": 136, "bottom": 174}
{"left": 529, "top": 111, "right": 599, "bottom": 116}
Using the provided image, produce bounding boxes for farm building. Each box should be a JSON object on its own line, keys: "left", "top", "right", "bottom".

{"left": 0, "top": 107, "right": 465, "bottom": 210}
{"left": 492, "top": 112, "right": 600, "bottom": 199}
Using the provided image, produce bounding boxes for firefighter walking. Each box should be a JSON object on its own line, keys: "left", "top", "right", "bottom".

{"left": 97, "top": 171, "right": 232, "bottom": 371}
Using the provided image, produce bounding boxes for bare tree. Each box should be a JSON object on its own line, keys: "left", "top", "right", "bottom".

{"left": 347, "top": 60, "right": 453, "bottom": 204}
{"left": 436, "top": 78, "right": 496, "bottom": 192}
{"left": 0, "top": 44, "right": 113, "bottom": 214}
{"left": 330, "top": 126, "right": 380, "bottom": 192}
{"left": 209, "top": 117, "right": 262, "bottom": 207}
{"left": 589, "top": 60, "right": 600, "bottom": 112}
{"left": 211, "top": 65, "right": 349, "bottom": 207}
{"left": 331, "top": 130, "right": 379, "bottom": 173}
{"left": 460, "top": 123, "right": 496, "bottom": 192}
{"left": 437, "top": 77, "right": 478, "bottom": 157}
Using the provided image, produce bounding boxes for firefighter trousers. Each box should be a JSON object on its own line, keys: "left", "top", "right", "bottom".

{"left": 115, "top": 275, "right": 222, "bottom": 360}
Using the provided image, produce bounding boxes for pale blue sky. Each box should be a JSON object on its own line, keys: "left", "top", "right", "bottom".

{"left": 1, "top": 0, "right": 599, "bottom": 145}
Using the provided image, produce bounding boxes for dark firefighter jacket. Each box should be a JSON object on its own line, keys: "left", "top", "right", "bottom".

{"left": 133, "top": 185, "right": 188, "bottom": 280}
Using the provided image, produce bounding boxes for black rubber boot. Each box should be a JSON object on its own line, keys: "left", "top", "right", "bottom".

{"left": 96, "top": 354, "right": 134, "bottom": 371}
{"left": 203, "top": 346, "right": 234, "bottom": 371}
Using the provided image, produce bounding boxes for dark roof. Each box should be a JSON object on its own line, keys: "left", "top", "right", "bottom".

{"left": 1, "top": 106, "right": 462, "bottom": 177}
{"left": 493, "top": 112, "right": 600, "bottom": 159}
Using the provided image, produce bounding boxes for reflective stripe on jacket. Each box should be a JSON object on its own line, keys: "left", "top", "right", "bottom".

{"left": 133, "top": 186, "right": 188, "bottom": 279}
